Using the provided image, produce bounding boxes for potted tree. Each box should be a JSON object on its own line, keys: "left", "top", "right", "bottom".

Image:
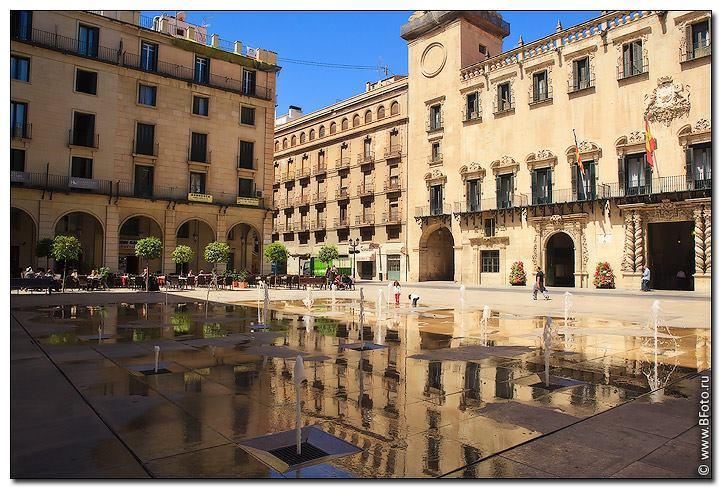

{"left": 135, "top": 236, "right": 162, "bottom": 292}
{"left": 171, "top": 244, "right": 194, "bottom": 277}
{"left": 237, "top": 269, "right": 250, "bottom": 288}
{"left": 264, "top": 241, "right": 289, "bottom": 277}
{"left": 317, "top": 244, "right": 339, "bottom": 276}
{"left": 593, "top": 262, "right": 616, "bottom": 289}
{"left": 36, "top": 237, "right": 54, "bottom": 271}
{"left": 203, "top": 241, "right": 231, "bottom": 294}
{"left": 509, "top": 261, "right": 527, "bottom": 286}
{"left": 51, "top": 235, "right": 82, "bottom": 292}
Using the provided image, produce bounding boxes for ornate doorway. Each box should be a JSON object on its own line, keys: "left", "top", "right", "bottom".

{"left": 546, "top": 232, "right": 575, "bottom": 287}
{"left": 419, "top": 226, "right": 454, "bottom": 281}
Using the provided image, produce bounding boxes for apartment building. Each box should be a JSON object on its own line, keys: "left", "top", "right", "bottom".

{"left": 273, "top": 76, "right": 409, "bottom": 280}
{"left": 402, "top": 10, "right": 711, "bottom": 291}
{"left": 10, "top": 10, "right": 279, "bottom": 276}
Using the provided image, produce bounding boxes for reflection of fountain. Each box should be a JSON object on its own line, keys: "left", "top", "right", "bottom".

{"left": 256, "top": 283, "right": 263, "bottom": 324}
{"left": 374, "top": 319, "right": 386, "bottom": 345}
{"left": 459, "top": 284, "right": 466, "bottom": 310}
{"left": 304, "top": 315, "right": 315, "bottom": 334}
{"left": 303, "top": 287, "right": 314, "bottom": 310}
{"left": 642, "top": 300, "right": 679, "bottom": 401}
{"left": 359, "top": 288, "right": 365, "bottom": 344}
{"left": 294, "top": 355, "right": 305, "bottom": 455}
{"left": 98, "top": 325, "right": 103, "bottom": 344}
{"left": 542, "top": 317, "right": 553, "bottom": 387}
{"left": 387, "top": 282, "right": 393, "bottom": 307}
{"left": 154, "top": 345, "right": 160, "bottom": 373}
{"left": 376, "top": 288, "right": 385, "bottom": 321}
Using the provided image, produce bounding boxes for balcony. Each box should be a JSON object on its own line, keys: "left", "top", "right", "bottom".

{"left": 238, "top": 157, "right": 257, "bottom": 171}
{"left": 426, "top": 116, "right": 444, "bottom": 133}
{"left": 188, "top": 149, "right": 211, "bottom": 165}
{"left": 272, "top": 222, "right": 284, "bottom": 234}
{"left": 529, "top": 85, "right": 553, "bottom": 106}
{"left": 295, "top": 194, "right": 310, "bottom": 206}
{"left": 11, "top": 122, "right": 32, "bottom": 140}
{"left": 336, "top": 188, "right": 351, "bottom": 200}
{"left": 294, "top": 221, "right": 310, "bottom": 232}
{"left": 335, "top": 157, "right": 351, "bottom": 169}
{"left": 12, "top": 28, "right": 273, "bottom": 101}
{"left": 462, "top": 109, "right": 482, "bottom": 123}
{"left": 357, "top": 151, "right": 375, "bottom": 165}
{"left": 11, "top": 170, "right": 112, "bottom": 196}
{"left": 334, "top": 217, "right": 350, "bottom": 228}
{"left": 681, "top": 38, "right": 711, "bottom": 63}
{"left": 493, "top": 97, "right": 515, "bottom": 115}
{"left": 601, "top": 175, "right": 712, "bottom": 199}
{"left": 384, "top": 144, "right": 402, "bottom": 159}
{"left": 281, "top": 171, "right": 295, "bottom": 183}
{"left": 296, "top": 167, "right": 311, "bottom": 179}
{"left": 310, "top": 192, "right": 326, "bottom": 204}
{"left": 133, "top": 139, "right": 158, "bottom": 158}
{"left": 273, "top": 172, "right": 282, "bottom": 184}
{"left": 568, "top": 73, "right": 596, "bottom": 94}
{"left": 428, "top": 153, "right": 443, "bottom": 165}
{"left": 312, "top": 163, "right": 327, "bottom": 175}
{"left": 383, "top": 211, "right": 402, "bottom": 224}
{"left": 415, "top": 203, "right": 452, "bottom": 218}
{"left": 68, "top": 129, "right": 99, "bottom": 149}
{"left": 484, "top": 194, "right": 528, "bottom": 210}
{"left": 617, "top": 58, "right": 649, "bottom": 81}
{"left": 453, "top": 201, "right": 483, "bottom": 214}
{"left": 355, "top": 214, "right": 375, "bottom": 227}
{"left": 384, "top": 177, "right": 402, "bottom": 192}
{"left": 357, "top": 182, "right": 375, "bottom": 196}
{"left": 310, "top": 219, "right": 326, "bottom": 231}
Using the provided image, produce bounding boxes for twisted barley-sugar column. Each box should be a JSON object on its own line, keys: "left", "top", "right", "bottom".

{"left": 622, "top": 213, "right": 635, "bottom": 272}
{"left": 704, "top": 206, "right": 711, "bottom": 273}
{"left": 633, "top": 211, "right": 643, "bottom": 271}
{"left": 694, "top": 207, "right": 705, "bottom": 274}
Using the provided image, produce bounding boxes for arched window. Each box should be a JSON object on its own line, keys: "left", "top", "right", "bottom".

{"left": 319, "top": 126, "right": 325, "bottom": 137}
{"left": 377, "top": 106, "right": 386, "bottom": 119}
{"left": 364, "top": 110, "right": 372, "bottom": 124}
{"left": 291, "top": 135, "right": 297, "bottom": 147}
{"left": 283, "top": 138, "right": 288, "bottom": 149}
{"left": 300, "top": 132, "right": 306, "bottom": 144}
{"left": 330, "top": 122, "right": 337, "bottom": 134}
{"left": 275, "top": 141, "right": 279, "bottom": 151}
{"left": 341, "top": 118, "right": 349, "bottom": 131}
{"left": 390, "top": 101, "right": 399, "bottom": 115}
{"left": 309, "top": 129, "right": 316, "bottom": 141}
{"left": 353, "top": 114, "right": 360, "bottom": 127}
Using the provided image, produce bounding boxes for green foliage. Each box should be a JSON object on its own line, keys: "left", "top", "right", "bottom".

{"left": 36, "top": 238, "right": 54, "bottom": 260}
{"left": 508, "top": 261, "right": 527, "bottom": 286}
{"left": 315, "top": 317, "right": 338, "bottom": 337}
{"left": 171, "top": 244, "right": 194, "bottom": 265}
{"left": 317, "top": 244, "right": 340, "bottom": 266}
{"left": 170, "top": 311, "right": 192, "bottom": 335}
{"left": 264, "top": 241, "right": 288, "bottom": 265}
{"left": 98, "top": 267, "right": 111, "bottom": 279}
{"left": 202, "top": 322, "right": 227, "bottom": 338}
{"left": 51, "top": 235, "right": 82, "bottom": 263}
{"left": 204, "top": 241, "right": 230, "bottom": 266}
{"left": 135, "top": 237, "right": 162, "bottom": 261}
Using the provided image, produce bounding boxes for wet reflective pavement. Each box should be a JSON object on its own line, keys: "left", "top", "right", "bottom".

{"left": 11, "top": 296, "right": 710, "bottom": 478}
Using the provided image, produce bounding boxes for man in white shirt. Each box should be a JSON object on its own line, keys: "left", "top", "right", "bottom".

{"left": 641, "top": 266, "right": 651, "bottom": 292}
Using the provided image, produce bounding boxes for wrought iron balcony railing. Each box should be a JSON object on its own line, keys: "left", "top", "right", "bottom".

{"left": 336, "top": 188, "right": 351, "bottom": 200}
{"left": 68, "top": 129, "right": 99, "bottom": 148}
{"left": 384, "top": 177, "right": 402, "bottom": 192}
{"left": 296, "top": 167, "right": 311, "bottom": 178}
{"left": 11, "top": 122, "right": 31, "bottom": 139}
{"left": 415, "top": 203, "right": 452, "bottom": 218}
{"left": 357, "top": 151, "right": 375, "bottom": 165}
{"left": 617, "top": 58, "right": 649, "bottom": 80}
{"left": 310, "top": 192, "right": 326, "bottom": 204}
{"left": 334, "top": 217, "right": 350, "bottom": 228}
{"left": 335, "top": 157, "right": 351, "bottom": 169}
{"left": 384, "top": 144, "right": 402, "bottom": 159}
{"left": 568, "top": 73, "right": 596, "bottom": 93}
{"left": 357, "top": 182, "right": 375, "bottom": 196}
{"left": 383, "top": 211, "right": 402, "bottom": 224}
{"left": 355, "top": 214, "right": 375, "bottom": 226}
{"left": 312, "top": 163, "right": 327, "bottom": 175}
{"left": 680, "top": 38, "right": 711, "bottom": 63}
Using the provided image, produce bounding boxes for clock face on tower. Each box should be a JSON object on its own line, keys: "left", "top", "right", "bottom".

{"left": 421, "top": 42, "right": 447, "bottom": 78}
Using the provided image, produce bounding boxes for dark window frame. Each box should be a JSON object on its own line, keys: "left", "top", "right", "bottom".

{"left": 481, "top": 250, "right": 500, "bottom": 273}
{"left": 138, "top": 84, "right": 157, "bottom": 107}
{"left": 11, "top": 55, "right": 30, "bottom": 82}
{"left": 192, "top": 95, "right": 209, "bottom": 116}
{"left": 75, "top": 68, "right": 98, "bottom": 95}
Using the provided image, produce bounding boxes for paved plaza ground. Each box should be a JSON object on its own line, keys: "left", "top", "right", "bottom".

{"left": 10, "top": 285, "right": 711, "bottom": 478}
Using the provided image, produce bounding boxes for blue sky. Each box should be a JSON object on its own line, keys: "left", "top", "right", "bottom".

{"left": 143, "top": 11, "right": 600, "bottom": 116}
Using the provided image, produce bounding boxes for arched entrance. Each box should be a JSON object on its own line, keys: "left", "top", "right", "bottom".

{"left": 119, "top": 216, "right": 163, "bottom": 274}
{"left": 54, "top": 211, "right": 104, "bottom": 273}
{"left": 546, "top": 232, "right": 575, "bottom": 287}
{"left": 176, "top": 219, "right": 215, "bottom": 273}
{"left": 419, "top": 225, "right": 454, "bottom": 281}
{"left": 226, "top": 223, "right": 261, "bottom": 274}
{"left": 11, "top": 207, "right": 37, "bottom": 277}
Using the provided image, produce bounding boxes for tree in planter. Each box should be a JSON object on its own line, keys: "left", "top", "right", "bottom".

{"left": 593, "top": 262, "right": 616, "bottom": 289}
{"left": 135, "top": 237, "right": 163, "bottom": 292}
{"left": 204, "top": 241, "right": 231, "bottom": 294}
{"left": 263, "top": 242, "right": 288, "bottom": 275}
{"left": 317, "top": 244, "right": 340, "bottom": 273}
{"left": 508, "top": 261, "right": 527, "bottom": 286}
{"left": 36, "top": 237, "right": 54, "bottom": 271}
{"left": 171, "top": 245, "right": 194, "bottom": 274}
{"left": 51, "top": 235, "right": 82, "bottom": 292}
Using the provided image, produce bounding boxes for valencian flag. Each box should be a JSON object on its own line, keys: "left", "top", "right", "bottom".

{"left": 644, "top": 116, "right": 657, "bottom": 168}
{"left": 572, "top": 129, "right": 585, "bottom": 176}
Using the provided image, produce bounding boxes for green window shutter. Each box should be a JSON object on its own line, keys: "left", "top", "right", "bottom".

{"left": 685, "top": 147, "right": 694, "bottom": 189}
{"left": 617, "top": 156, "right": 626, "bottom": 196}
{"left": 531, "top": 170, "right": 538, "bottom": 204}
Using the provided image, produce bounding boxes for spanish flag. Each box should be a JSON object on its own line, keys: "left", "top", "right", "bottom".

{"left": 573, "top": 129, "right": 585, "bottom": 176}
{"left": 644, "top": 116, "right": 657, "bottom": 168}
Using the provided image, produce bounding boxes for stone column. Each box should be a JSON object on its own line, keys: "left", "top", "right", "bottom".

{"left": 704, "top": 205, "right": 711, "bottom": 273}
{"left": 163, "top": 209, "right": 176, "bottom": 274}
{"left": 633, "top": 211, "right": 643, "bottom": 271}
{"left": 694, "top": 207, "right": 705, "bottom": 274}
{"left": 104, "top": 205, "right": 120, "bottom": 271}
{"left": 621, "top": 213, "right": 634, "bottom": 272}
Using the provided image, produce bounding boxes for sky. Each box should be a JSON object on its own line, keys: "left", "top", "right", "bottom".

{"left": 143, "top": 10, "right": 601, "bottom": 117}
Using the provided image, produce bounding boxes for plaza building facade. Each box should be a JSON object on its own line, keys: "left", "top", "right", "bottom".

{"left": 272, "top": 76, "right": 409, "bottom": 280}
{"left": 402, "top": 10, "right": 711, "bottom": 291}
{"left": 10, "top": 10, "right": 279, "bottom": 276}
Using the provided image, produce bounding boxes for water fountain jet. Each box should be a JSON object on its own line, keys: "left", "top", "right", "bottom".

{"left": 293, "top": 355, "right": 305, "bottom": 455}
{"left": 153, "top": 345, "right": 160, "bottom": 373}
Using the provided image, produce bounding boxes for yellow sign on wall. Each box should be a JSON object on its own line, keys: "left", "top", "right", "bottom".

{"left": 188, "top": 193, "right": 213, "bottom": 203}
{"left": 236, "top": 196, "right": 261, "bottom": 206}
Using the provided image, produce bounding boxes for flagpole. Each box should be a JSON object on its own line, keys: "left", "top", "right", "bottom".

{"left": 573, "top": 129, "right": 587, "bottom": 200}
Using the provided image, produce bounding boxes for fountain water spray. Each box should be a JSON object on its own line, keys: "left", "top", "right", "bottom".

{"left": 256, "top": 284, "right": 262, "bottom": 324}
{"left": 263, "top": 283, "right": 270, "bottom": 326}
{"left": 98, "top": 324, "right": 103, "bottom": 344}
{"left": 153, "top": 345, "right": 160, "bottom": 373}
{"left": 359, "top": 288, "right": 365, "bottom": 344}
{"left": 387, "top": 282, "right": 393, "bottom": 307}
{"left": 302, "top": 287, "right": 314, "bottom": 310}
{"left": 481, "top": 305, "right": 491, "bottom": 346}
{"left": 376, "top": 288, "right": 385, "bottom": 321}
{"left": 459, "top": 284, "right": 466, "bottom": 310}
{"left": 542, "top": 317, "right": 553, "bottom": 387}
{"left": 293, "top": 355, "right": 306, "bottom": 455}
{"left": 563, "top": 292, "right": 573, "bottom": 325}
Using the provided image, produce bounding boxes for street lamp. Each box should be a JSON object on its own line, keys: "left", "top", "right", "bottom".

{"left": 348, "top": 238, "right": 360, "bottom": 281}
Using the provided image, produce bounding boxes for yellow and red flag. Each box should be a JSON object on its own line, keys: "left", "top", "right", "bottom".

{"left": 644, "top": 116, "right": 657, "bottom": 168}
{"left": 573, "top": 129, "right": 585, "bottom": 176}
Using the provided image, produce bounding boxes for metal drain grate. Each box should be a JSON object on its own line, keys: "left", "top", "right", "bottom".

{"left": 340, "top": 341, "right": 387, "bottom": 351}
{"left": 529, "top": 382, "right": 566, "bottom": 391}
{"left": 139, "top": 368, "right": 172, "bottom": 376}
{"left": 268, "top": 442, "right": 330, "bottom": 466}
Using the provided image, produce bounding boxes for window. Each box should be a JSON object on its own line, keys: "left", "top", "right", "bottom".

{"left": 135, "top": 123, "right": 155, "bottom": 156}
{"left": 11, "top": 55, "right": 30, "bottom": 82}
{"left": 497, "top": 82, "right": 511, "bottom": 112}
{"left": 341, "top": 118, "right": 349, "bottom": 131}
{"left": 364, "top": 138, "right": 372, "bottom": 158}
{"left": 484, "top": 218, "right": 495, "bottom": 237}
{"left": 353, "top": 114, "right": 360, "bottom": 127}
{"left": 318, "top": 126, "right": 325, "bottom": 138}
{"left": 242, "top": 69, "right": 256, "bottom": 95}
{"left": 78, "top": 24, "right": 99, "bottom": 58}
{"left": 465, "top": 92, "right": 479, "bottom": 120}
{"left": 177, "top": 222, "right": 190, "bottom": 238}
{"left": 10, "top": 101, "right": 28, "bottom": 139}
{"left": 431, "top": 141, "right": 442, "bottom": 163}
{"left": 138, "top": 84, "right": 157, "bottom": 107}
{"left": 190, "top": 132, "right": 208, "bottom": 162}
{"left": 690, "top": 20, "right": 711, "bottom": 60}
{"left": 240, "top": 106, "right": 255, "bottom": 125}
{"left": 689, "top": 143, "right": 711, "bottom": 189}
{"left": 330, "top": 122, "right": 337, "bottom": 134}
{"left": 11, "top": 11, "right": 32, "bottom": 40}
{"left": 574, "top": 161, "right": 596, "bottom": 200}
{"left": 532, "top": 71, "right": 549, "bottom": 102}
{"left": 194, "top": 55, "right": 209, "bottom": 84}
{"left": 192, "top": 95, "right": 209, "bottom": 116}
{"left": 364, "top": 110, "right": 372, "bottom": 124}
{"left": 11, "top": 148, "right": 25, "bottom": 172}
{"left": 430, "top": 184, "right": 443, "bottom": 215}
{"left": 429, "top": 104, "right": 442, "bottom": 131}
{"left": 71, "top": 112, "right": 95, "bottom": 147}
{"left": 291, "top": 136, "right": 297, "bottom": 147}
{"left": 309, "top": 129, "right": 316, "bottom": 141}
{"left": 390, "top": 101, "right": 399, "bottom": 116}
{"left": 466, "top": 179, "right": 481, "bottom": 212}
{"left": 531, "top": 167, "right": 552, "bottom": 204}
{"left": 140, "top": 41, "right": 158, "bottom": 71}
{"left": 189, "top": 172, "right": 206, "bottom": 194}
{"left": 238, "top": 178, "right": 254, "bottom": 197}
{"left": 75, "top": 68, "right": 97, "bottom": 95}
{"left": 481, "top": 250, "right": 500, "bottom": 273}
{"left": 134, "top": 165, "right": 154, "bottom": 198}
{"left": 479, "top": 44, "right": 487, "bottom": 55}
{"left": 622, "top": 40, "right": 645, "bottom": 78}
{"left": 377, "top": 106, "right": 385, "bottom": 119}
{"left": 71, "top": 156, "right": 93, "bottom": 179}
{"left": 239, "top": 140, "right": 254, "bottom": 169}
{"left": 572, "top": 57, "right": 591, "bottom": 91}
{"left": 496, "top": 173, "right": 514, "bottom": 209}
{"left": 625, "top": 154, "right": 651, "bottom": 195}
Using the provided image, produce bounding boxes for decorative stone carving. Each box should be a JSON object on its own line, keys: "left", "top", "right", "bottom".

{"left": 490, "top": 155, "right": 519, "bottom": 175}
{"left": 459, "top": 162, "right": 486, "bottom": 180}
{"left": 622, "top": 213, "right": 634, "bottom": 272}
{"left": 530, "top": 214, "right": 589, "bottom": 274}
{"left": 694, "top": 207, "right": 705, "bottom": 274}
{"left": 421, "top": 42, "right": 447, "bottom": 78}
{"left": 526, "top": 150, "right": 557, "bottom": 171}
{"left": 633, "top": 211, "right": 643, "bottom": 271}
{"left": 644, "top": 76, "right": 691, "bottom": 127}
{"left": 694, "top": 118, "right": 711, "bottom": 132}
{"left": 703, "top": 205, "right": 711, "bottom": 273}
{"left": 469, "top": 236, "right": 510, "bottom": 247}
{"left": 628, "top": 131, "right": 645, "bottom": 144}
{"left": 424, "top": 169, "right": 446, "bottom": 187}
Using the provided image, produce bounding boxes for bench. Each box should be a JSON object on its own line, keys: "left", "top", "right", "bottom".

{"left": 11, "top": 277, "right": 61, "bottom": 294}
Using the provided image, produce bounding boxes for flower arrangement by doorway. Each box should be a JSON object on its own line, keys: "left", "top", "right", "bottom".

{"left": 593, "top": 262, "right": 615, "bottom": 289}
{"left": 509, "top": 261, "right": 527, "bottom": 286}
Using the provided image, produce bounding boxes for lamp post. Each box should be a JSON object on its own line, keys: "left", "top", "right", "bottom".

{"left": 348, "top": 238, "right": 360, "bottom": 281}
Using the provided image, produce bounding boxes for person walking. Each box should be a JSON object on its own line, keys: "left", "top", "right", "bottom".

{"left": 641, "top": 265, "right": 651, "bottom": 292}
{"left": 325, "top": 266, "right": 333, "bottom": 289}
{"left": 532, "top": 266, "right": 550, "bottom": 300}
{"left": 393, "top": 280, "right": 401, "bottom": 305}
